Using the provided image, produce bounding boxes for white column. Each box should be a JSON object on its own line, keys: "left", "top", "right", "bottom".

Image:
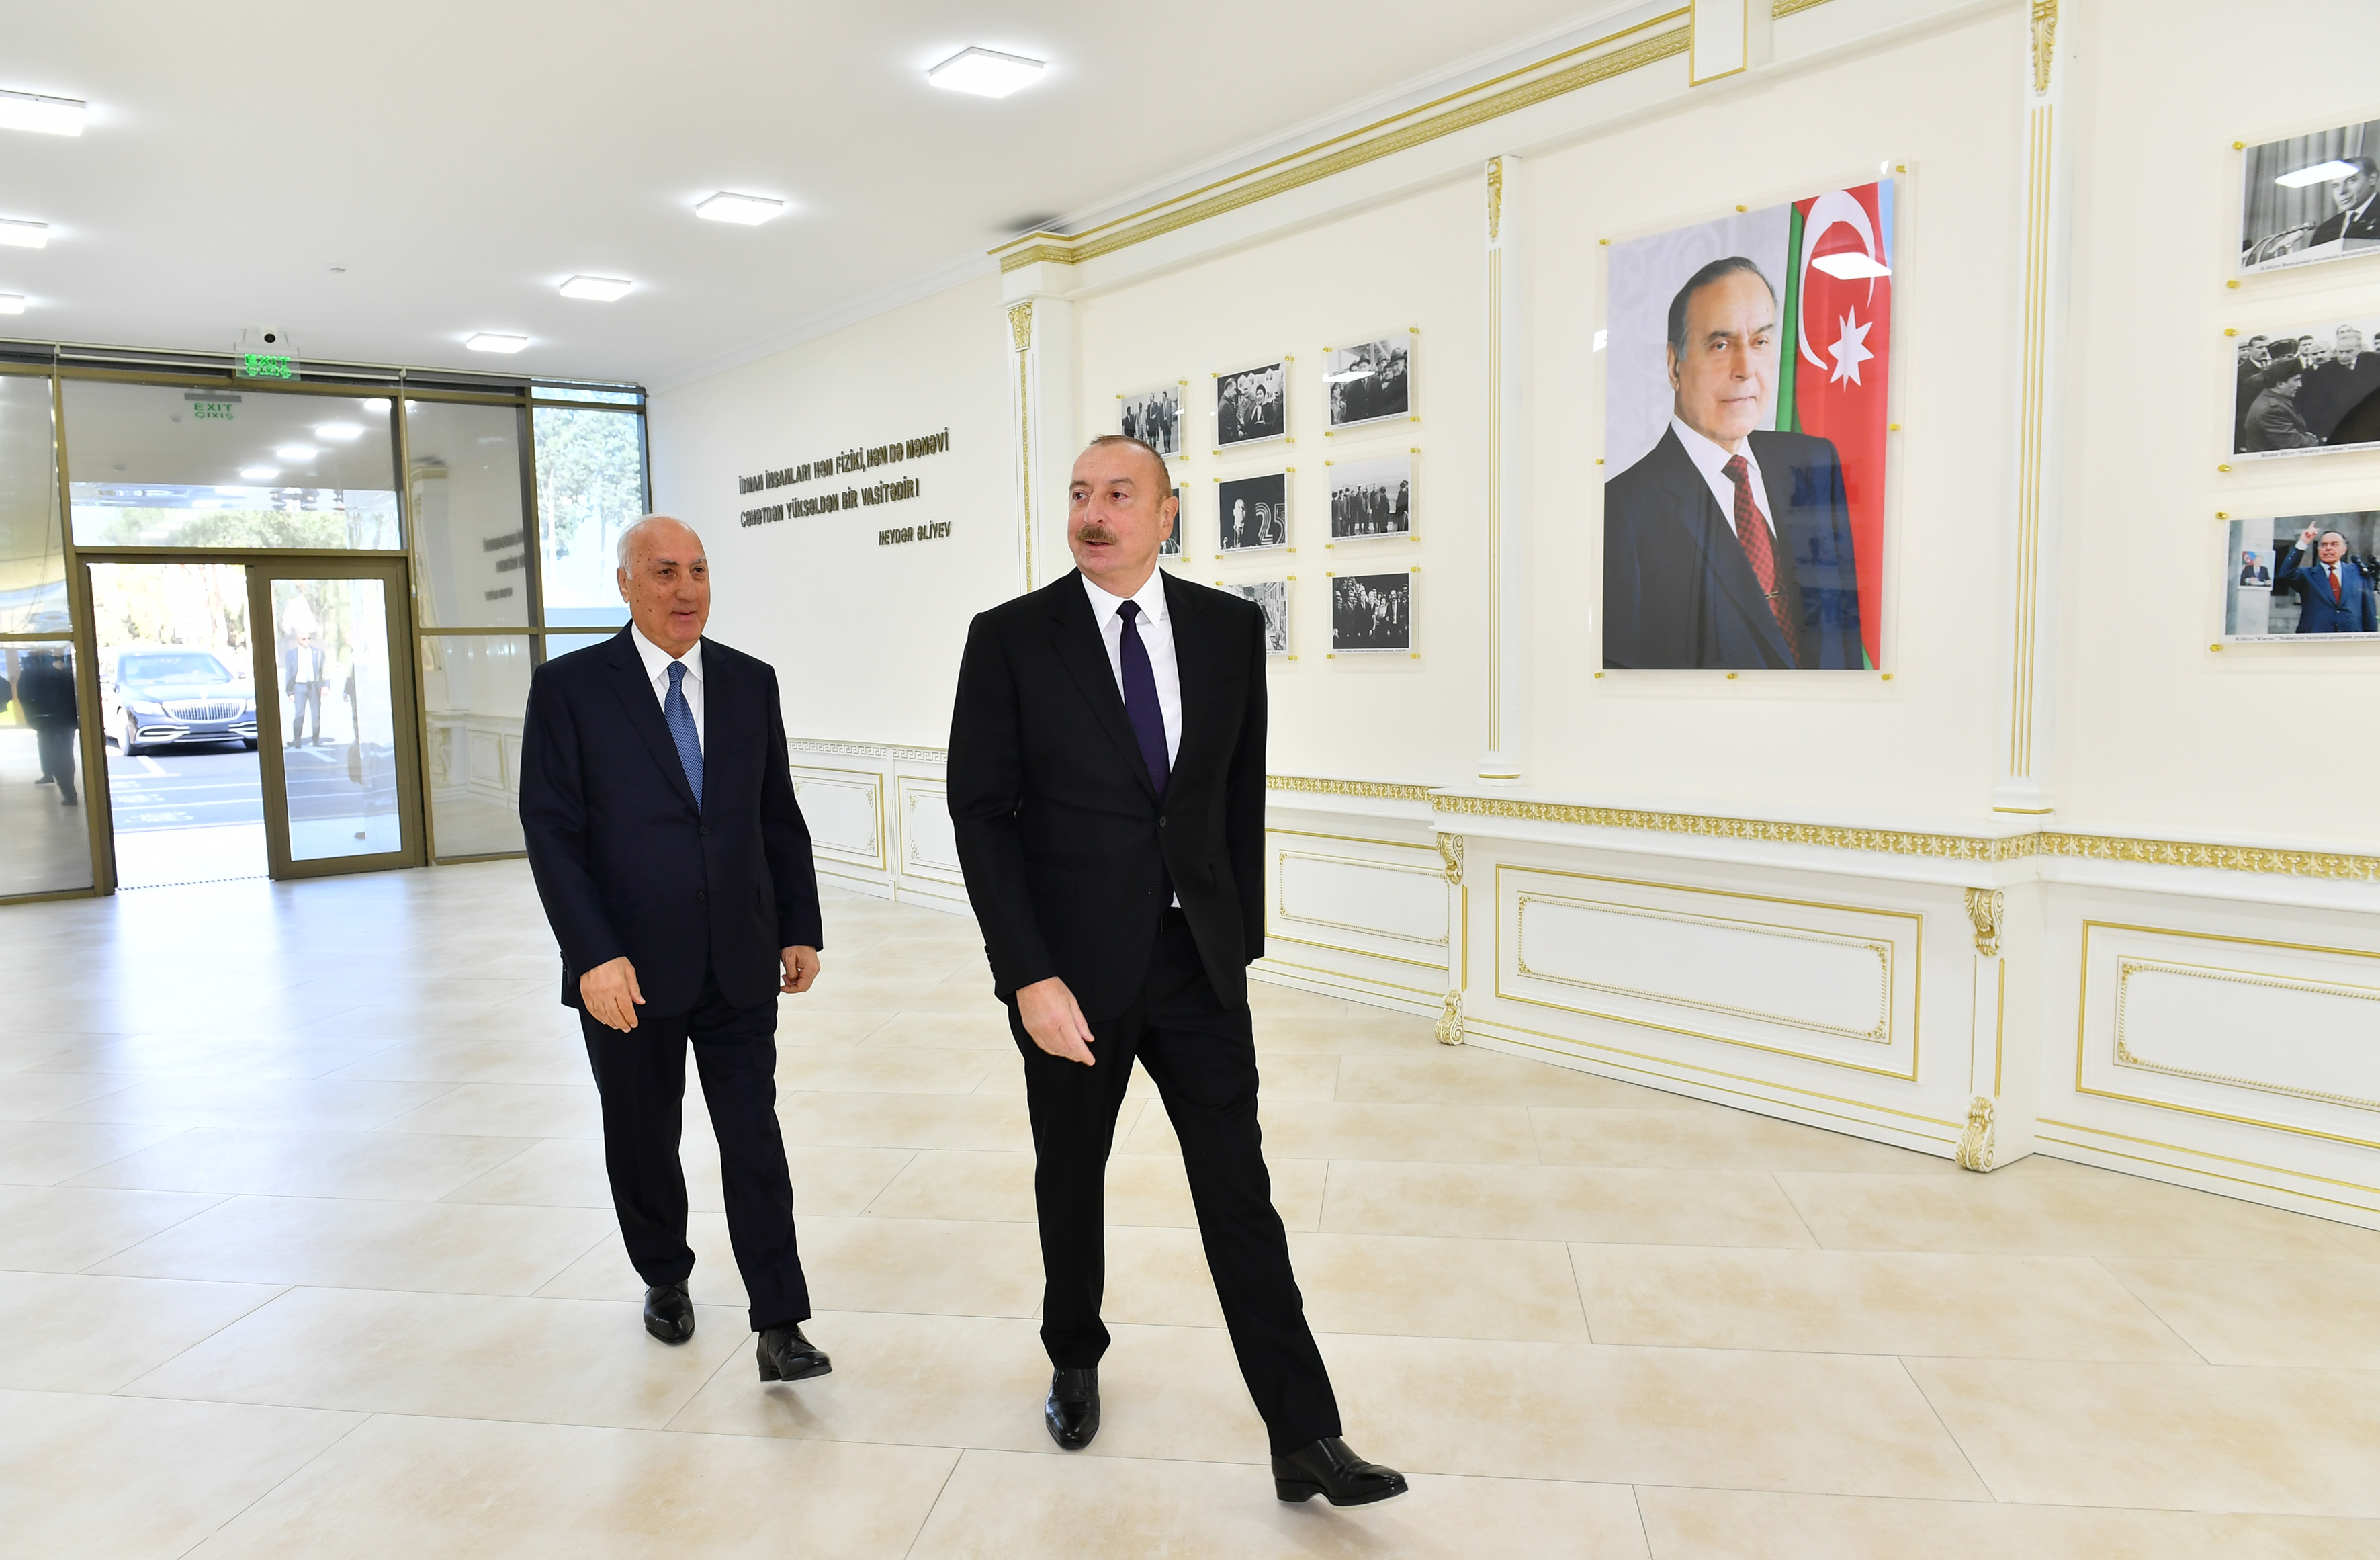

{"left": 1992, "top": 1, "right": 2074, "bottom": 817}
{"left": 1002, "top": 262, "right": 1077, "bottom": 594}
{"left": 1479, "top": 155, "right": 1527, "bottom": 782}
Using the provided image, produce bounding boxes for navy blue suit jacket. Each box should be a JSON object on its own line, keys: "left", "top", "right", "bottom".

{"left": 519, "top": 626, "right": 824, "bottom": 1015}
{"left": 2275, "top": 547, "right": 2379, "bottom": 634}
{"left": 1602, "top": 427, "right": 1865, "bottom": 669}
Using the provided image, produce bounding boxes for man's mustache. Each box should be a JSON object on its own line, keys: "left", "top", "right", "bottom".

{"left": 1076, "top": 525, "right": 1120, "bottom": 545}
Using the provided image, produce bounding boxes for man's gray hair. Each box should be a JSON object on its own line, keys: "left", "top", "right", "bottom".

{"left": 616, "top": 514, "right": 702, "bottom": 576}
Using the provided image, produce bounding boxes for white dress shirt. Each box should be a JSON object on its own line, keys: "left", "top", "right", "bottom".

{"left": 1081, "top": 570, "right": 1181, "bottom": 769}
{"left": 1671, "top": 415, "right": 1776, "bottom": 542}
{"left": 629, "top": 623, "right": 704, "bottom": 750}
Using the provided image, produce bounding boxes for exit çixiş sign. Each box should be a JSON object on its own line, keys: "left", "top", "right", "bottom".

{"left": 237, "top": 353, "right": 297, "bottom": 380}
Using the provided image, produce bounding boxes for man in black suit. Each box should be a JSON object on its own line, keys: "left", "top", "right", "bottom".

{"left": 2310, "top": 157, "right": 2380, "bottom": 247}
{"left": 2242, "top": 359, "right": 2319, "bottom": 452}
{"left": 947, "top": 435, "right": 1406, "bottom": 1508}
{"left": 2275, "top": 525, "right": 2379, "bottom": 634}
{"left": 519, "top": 514, "right": 832, "bottom": 1384}
{"left": 2240, "top": 551, "right": 2271, "bottom": 586}
{"left": 1602, "top": 255, "right": 1864, "bottom": 669}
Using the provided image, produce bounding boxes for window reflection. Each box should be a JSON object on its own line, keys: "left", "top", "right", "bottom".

{"left": 535, "top": 406, "right": 642, "bottom": 627}
{"left": 0, "top": 642, "right": 94, "bottom": 894}
{"left": 0, "top": 373, "right": 69, "bottom": 633}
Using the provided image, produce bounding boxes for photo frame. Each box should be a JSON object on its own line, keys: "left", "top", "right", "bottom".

{"left": 1214, "top": 359, "right": 1288, "bottom": 449}
{"left": 1326, "top": 450, "right": 1415, "bottom": 541}
{"left": 1158, "top": 485, "right": 1184, "bottom": 559}
{"left": 2230, "top": 318, "right": 2380, "bottom": 459}
{"left": 1327, "top": 568, "right": 1415, "bottom": 655}
{"left": 2238, "top": 121, "right": 2380, "bottom": 275}
{"left": 1322, "top": 329, "right": 1416, "bottom": 432}
{"left": 1222, "top": 579, "right": 1291, "bottom": 656}
{"left": 1217, "top": 471, "right": 1288, "bottom": 553}
{"left": 2221, "top": 511, "right": 2380, "bottom": 641}
{"left": 1118, "top": 382, "right": 1186, "bottom": 458}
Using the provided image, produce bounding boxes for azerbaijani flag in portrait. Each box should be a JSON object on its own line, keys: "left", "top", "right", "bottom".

{"left": 1778, "top": 181, "right": 1893, "bottom": 669}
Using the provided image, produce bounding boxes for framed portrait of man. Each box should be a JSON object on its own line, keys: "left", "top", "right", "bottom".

{"left": 1327, "top": 451, "right": 1413, "bottom": 540}
{"left": 1214, "top": 360, "right": 1288, "bottom": 449}
{"left": 1323, "top": 331, "right": 1414, "bottom": 431}
{"left": 2221, "top": 511, "right": 2380, "bottom": 641}
{"left": 1217, "top": 472, "right": 1287, "bottom": 553}
{"left": 2230, "top": 317, "right": 2380, "bottom": 459}
{"left": 1601, "top": 180, "right": 1892, "bottom": 671}
{"left": 1118, "top": 383, "right": 1184, "bottom": 458}
{"left": 1158, "top": 486, "right": 1184, "bottom": 558}
{"left": 1329, "top": 571, "right": 1412, "bottom": 654}
{"left": 2239, "top": 122, "right": 2380, "bottom": 274}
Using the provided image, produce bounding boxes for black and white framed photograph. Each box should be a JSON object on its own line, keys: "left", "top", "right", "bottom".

{"left": 1158, "top": 486, "right": 1184, "bottom": 558}
{"left": 1323, "top": 330, "right": 1414, "bottom": 430}
{"left": 1228, "top": 580, "right": 1290, "bottom": 655}
{"left": 1327, "top": 451, "right": 1413, "bottom": 539}
{"left": 1215, "top": 360, "right": 1287, "bottom": 448}
{"left": 1217, "top": 472, "right": 1287, "bottom": 552}
{"left": 2231, "top": 316, "right": 2380, "bottom": 458}
{"left": 1119, "top": 383, "right": 1184, "bottom": 457}
{"left": 1331, "top": 570, "right": 1412, "bottom": 654}
{"left": 2239, "top": 120, "right": 2380, "bottom": 274}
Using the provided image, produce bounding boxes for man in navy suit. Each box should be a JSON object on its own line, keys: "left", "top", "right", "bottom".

{"left": 2275, "top": 525, "right": 2379, "bottom": 634}
{"left": 519, "top": 515, "right": 833, "bottom": 1384}
{"left": 1603, "top": 255, "right": 1864, "bottom": 670}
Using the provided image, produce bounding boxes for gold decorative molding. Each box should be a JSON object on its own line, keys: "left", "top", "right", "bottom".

{"left": 1772, "top": 0, "right": 1833, "bottom": 15}
{"left": 1964, "top": 887, "right": 2004, "bottom": 957}
{"left": 992, "top": 19, "right": 1686, "bottom": 274}
{"left": 1436, "top": 832, "right": 1465, "bottom": 886}
{"left": 1956, "top": 1095, "right": 1998, "bottom": 1171}
{"left": 1267, "top": 774, "right": 1436, "bottom": 804}
{"left": 2115, "top": 957, "right": 2380, "bottom": 1114}
{"left": 1434, "top": 987, "right": 1466, "bottom": 1045}
{"left": 1007, "top": 302, "right": 1037, "bottom": 589}
{"left": 1485, "top": 157, "right": 1505, "bottom": 241}
{"left": 1006, "top": 301, "right": 1034, "bottom": 352}
{"left": 2029, "top": 0, "right": 2058, "bottom": 95}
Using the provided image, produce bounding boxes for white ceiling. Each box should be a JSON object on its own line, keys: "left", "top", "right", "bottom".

{"left": 1, "top": 1, "right": 1619, "bottom": 388}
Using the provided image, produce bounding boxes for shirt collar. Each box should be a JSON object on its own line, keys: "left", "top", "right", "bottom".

{"left": 629, "top": 623, "right": 702, "bottom": 683}
{"left": 1082, "top": 568, "right": 1170, "bottom": 625}
{"left": 1671, "top": 414, "right": 1761, "bottom": 482}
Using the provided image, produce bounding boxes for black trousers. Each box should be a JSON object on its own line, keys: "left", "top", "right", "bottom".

{"left": 581, "top": 967, "right": 809, "bottom": 1331}
{"left": 1011, "top": 909, "right": 1341, "bottom": 1455}
{"left": 35, "top": 727, "right": 75, "bottom": 801}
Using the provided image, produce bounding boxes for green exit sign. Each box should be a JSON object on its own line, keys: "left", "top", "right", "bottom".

{"left": 238, "top": 353, "right": 297, "bottom": 380}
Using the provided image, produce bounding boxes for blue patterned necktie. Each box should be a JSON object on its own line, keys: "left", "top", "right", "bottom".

{"left": 664, "top": 659, "right": 703, "bottom": 806}
{"left": 1116, "top": 600, "right": 1169, "bottom": 795}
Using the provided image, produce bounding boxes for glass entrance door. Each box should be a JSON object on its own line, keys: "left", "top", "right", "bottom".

{"left": 247, "top": 560, "right": 424, "bottom": 877}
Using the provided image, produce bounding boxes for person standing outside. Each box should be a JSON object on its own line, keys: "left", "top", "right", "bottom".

{"left": 947, "top": 434, "right": 1407, "bottom": 1508}
{"left": 285, "top": 628, "right": 327, "bottom": 747}
{"left": 18, "top": 650, "right": 79, "bottom": 806}
{"left": 519, "top": 514, "right": 834, "bottom": 1383}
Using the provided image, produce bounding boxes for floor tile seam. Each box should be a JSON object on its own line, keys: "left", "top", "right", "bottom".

{"left": 848, "top": 1148, "right": 924, "bottom": 1217}
{"left": 1529, "top": 1332, "right": 2212, "bottom": 1366}
{"left": 58, "top": 1190, "right": 234, "bottom": 1276}
{"left": 899, "top": 1445, "right": 969, "bottom": 1560}
{"left": 1627, "top": 1483, "right": 1656, "bottom": 1557}
{"left": 26, "top": 1123, "right": 204, "bottom": 1186}
{"left": 162, "top": 1402, "right": 378, "bottom": 1560}
{"left": 303, "top": 1035, "right": 415, "bottom": 1081}
{"left": 94, "top": 1279, "right": 297, "bottom": 1396}
{"left": 1894, "top": 1352, "right": 2006, "bottom": 1504}
{"left": 2082, "top": 1255, "right": 2217, "bottom": 1367}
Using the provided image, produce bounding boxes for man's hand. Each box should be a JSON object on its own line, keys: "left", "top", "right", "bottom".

{"left": 780, "top": 945, "right": 820, "bottom": 994}
{"left": 2303, "top": 525, "right": 2322, "bottom": 550}
{"left": 1016, "top": 976, "right": 1096, "bottom": 1066}
{"left": 580, "top": 955, "right": 644, "bottom": 1032}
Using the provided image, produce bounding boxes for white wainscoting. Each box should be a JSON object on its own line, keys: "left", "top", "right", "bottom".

{"left": 785, "top": 740, "right": 969, "bottom": 914}
{"left": 897, "top": 776, "right": 964, "bottom": 890}
{"left": 789, "top": 765, "right": 884, "bottom": 873}
{"left": 1257, "top": 823, "right": 1450, "bottom": 1010}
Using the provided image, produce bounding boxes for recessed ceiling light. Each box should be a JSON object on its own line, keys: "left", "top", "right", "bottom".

{"left": 239, "top": 467, "right": 278, "bottom": 480}
{"left": 0, "top": 220, "right": 48, "bottom": 249}
{"left": 361, "top": 398, "right": 391, "bottom": 413}
{"left": 927, "top": 46, "right": 1046, "bottom": 98}
{"left": 695, "top": 191, "right": 785, "bottom": 226}
{"left": 2277, "top": 159, "right": 2357, "bottom": 189}
{"left": 314, "top": 422, "right": 363, "bottom": 441}
{"left": 560, "top": 275, "right": 633, "bottom": 302}
{"left": 1810, "top": 251, "right": 1891, "bottom": 280}
{"left": 0, "top": 295, "right": 21, "bottom": 316}
{"left": 0, "top": 90, "right": 85, "bottom": 137}
{"left": 274, "top": 445, "right": 318, "bottom": 461}
{"left": 466, "top": 333, "right": 529, "bottom": 353}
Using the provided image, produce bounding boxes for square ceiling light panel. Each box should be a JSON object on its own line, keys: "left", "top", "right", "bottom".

{"left": 0, "top": 220, "right": 48, "bottom": 249}
{"left": 0, "top": 295, "right": 21, "bottom": 315}
{"left": 0, "top": 91, "right": 85, "bottom": 136}
{"left": 560, "top": 275, "right": 633, "bottom": 302}
{"left": 466, "top": 333, "right": 529, "bottom": 353}
{"left": 695, "top": 192, "right": 784, "bottom": 226}
{"left": 927, "top": 47, "right": 1046, "bottom": 98}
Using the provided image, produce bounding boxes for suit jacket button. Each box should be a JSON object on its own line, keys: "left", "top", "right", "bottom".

{"left": 700, "top": 826, "right": 711, "bottom": 836}
{"left": 697, "top": 890, "right": 707, "bottom": 902}
{"left": 1158, "top": 817, "right": 1167, "bottom": 828}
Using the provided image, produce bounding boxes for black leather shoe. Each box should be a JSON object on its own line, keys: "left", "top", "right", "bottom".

{"left": 756, "top": 1324, "right": 832, "bottom": 1382}
{"left": 642, "top": 1284, "right": 694, "bottom": 1345}
{"left": 1272, "top": 1438, "right": 1408, "bottom": 1506}
{"left": 1045, "top": 1367, "right": 1099, "bottom": 1450}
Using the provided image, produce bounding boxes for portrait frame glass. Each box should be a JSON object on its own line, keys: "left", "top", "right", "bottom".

{"left": 1117, "top": 381, "right": 1187, "bottom": 460}
{"left": 1327, "top": 568, "right": 1415, "bottom": 656}
{"left": 2228, "top": 314, "right": 2380, "bottom": 461}
{"left": 1220, "top": 578, "right": 1292, "bottom": 657}
{"left": 1321, "top": 328, "right": 1417, "bottom": 433}
{"left": 1215, "top": 470, "right": 1289, "bottom": 555}
{"left": 2238, "top": 120, "right": 2380, "bottom": 276}
{"left": 1213, "top": 358, "right": 1290, "bottom": 451}
{"left": 1326, "top": 449, "right": 1416, "bottom": 544}
{"left": 2220, "top": 511, "right": 2380, "bottom": 642}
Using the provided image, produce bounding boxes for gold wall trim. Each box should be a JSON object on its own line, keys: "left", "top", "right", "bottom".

{"left": 1268, "top": 774, "right": 1436, "bottom": 803}
{"left": 1771, "top": 0, "right": 1834, "bottom": 15}
{"left": 993, "top": 19, "right": 1688, "bottom": 274}
{"left": 2039, "top": 1119, "right": 2380, "bottom": 1204}
{"left": 2116, "top": 956, "right": 2380, "bottom": 1115}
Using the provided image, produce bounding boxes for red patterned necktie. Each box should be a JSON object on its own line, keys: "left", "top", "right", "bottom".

{"left": 2329, "top": 564, "right": 2342, "bottom": 603}
{"left": 1722, "top": 454, "right": 1798, "bottom": 666}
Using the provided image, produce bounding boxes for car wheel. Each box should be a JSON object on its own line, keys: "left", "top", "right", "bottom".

{"left": 122, "top": 715, "right": 142, "bottom": 757}
{"left": 243, "top": 740, "right": 258, "bottom": 752}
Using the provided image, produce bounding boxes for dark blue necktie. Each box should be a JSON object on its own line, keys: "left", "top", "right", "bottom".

{"left": 664, "top": 660, "right": 703, "bottom": 806}
{"left": 1116, "top": 600, "right": 1169, "bottom": 795}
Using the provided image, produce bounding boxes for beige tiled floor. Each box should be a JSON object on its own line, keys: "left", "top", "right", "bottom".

{"left": 3, "top": 862, "right": 2378, "bottom": 1559}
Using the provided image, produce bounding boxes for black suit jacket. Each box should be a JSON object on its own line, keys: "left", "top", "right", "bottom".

{"left": 519, "top": 626, "right": 823, "bottom": 1015}
{"left": 1602, "top": 427, "right": 1865, "bottom": 670}
{"left": 2311, "top": 200, "right": 2380, "bottom": 247}
{"left": 947, "top": 570, "right": 1267, "bottom": 1020}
